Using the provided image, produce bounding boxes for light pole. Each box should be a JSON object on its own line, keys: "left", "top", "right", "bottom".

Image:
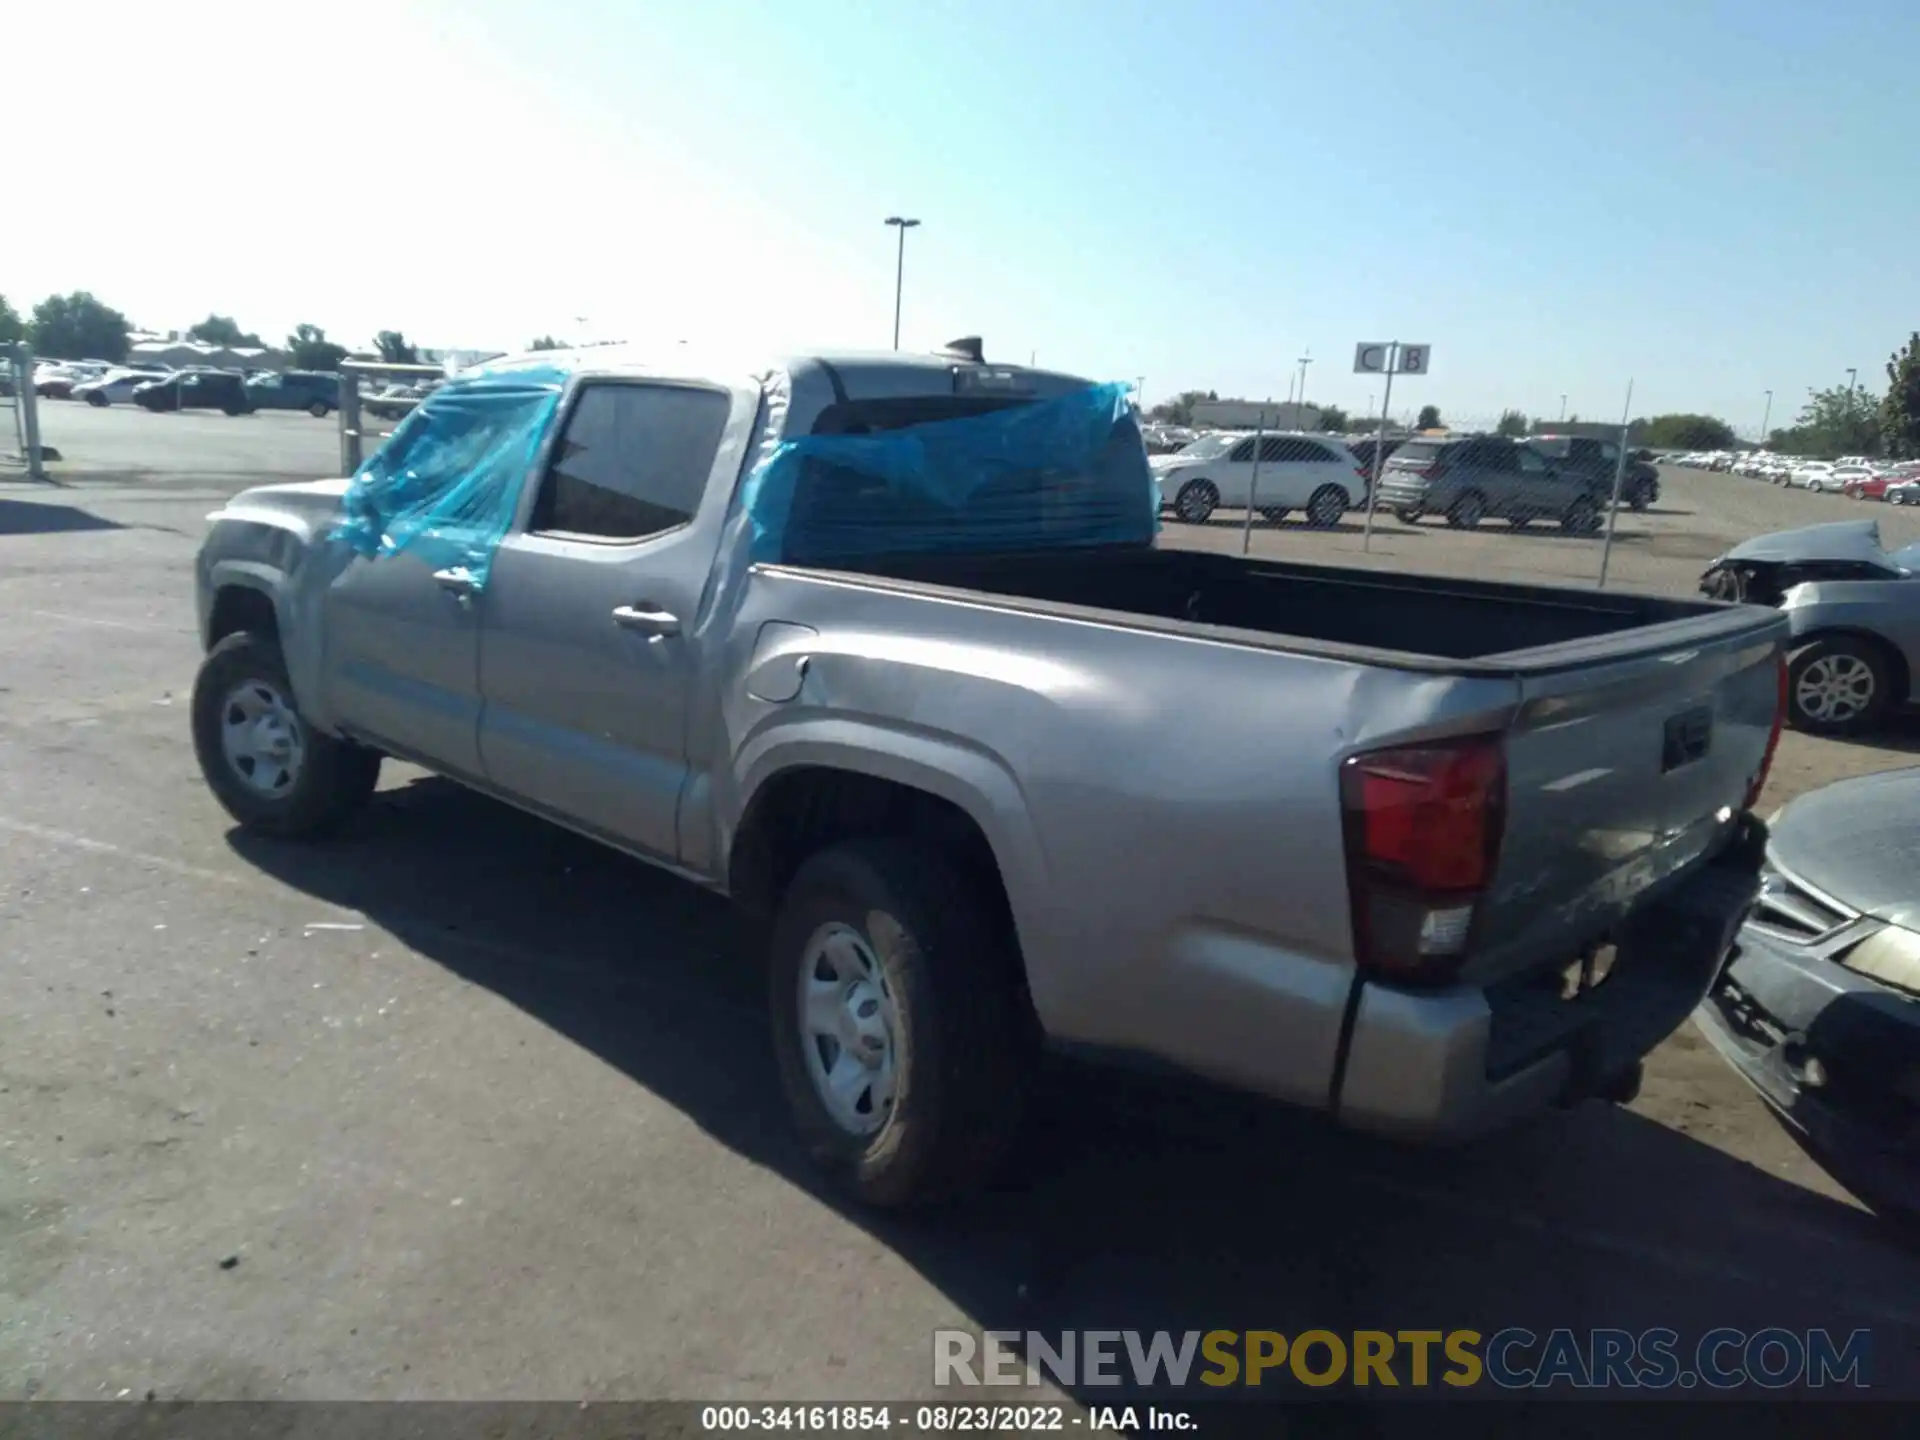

{"left": 1846, "top": 368, "right": 1861, "bottom": 450}
{"left": 1295, "top": 350, "right": 1312, "bottom": 426}
{"left": 1760, "top": 389, "right": 1773, "bottom": 445}
{"left": 1559, "top": 394, "right": 1568, "bottom": 423}
{"left": 884, "top": 216, "right": 920, "bottom": 350}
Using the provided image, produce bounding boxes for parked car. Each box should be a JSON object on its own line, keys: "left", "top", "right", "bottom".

{"left": 73, "top": 367, "right": 173, "bottom": 406}
{"left": 1822, "top": 465, "right": 1876, "bottom": 494}
{"left": 246, "top": 370, "right": 341, "bottom": 417}
{"left": 1889, "top": 479, "right": 1920, "bottom": 506}
{"left": 1699, "top": 520, "right": 1920, "bottom": 734}
{"left": 34, "top": 361, "right": 109, "bottom": 399}
{"left": 1374, "top": 434, "right": 1609, "bottom": 532}
{"left": 1345, "top": 435, "right": 1404, "bottom": 480}
{"left": 1841, "top": 466, "right": 1920, "bottom": 501}
{"left": 133, "top": 370, "right": 252, "bottom": 415}
{"left": 1152, "top": 430, "right": 1366, "bottom": 527}
{"left": 1530, "top": 433, "right": 1659, "bottom": 510}
{"left": 188, "top": 344, "right": 1785, "bottom": 1207}
{"left": 1789, "top": 461, "right": 1838, "bottom": 490}
{"left": 1695, "top": 766, "right": 1920, "bottom": 1226}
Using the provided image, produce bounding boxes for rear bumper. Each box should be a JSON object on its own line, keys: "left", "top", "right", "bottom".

{"left": 1694, "top": 924, "right": 1920, "bottom": 1211}
{"left": 1333, "top": 816, "right": 1766, "bottom": 1140}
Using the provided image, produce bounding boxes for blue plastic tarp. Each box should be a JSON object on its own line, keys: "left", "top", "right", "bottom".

{"left": 332, "top": 363, "right": 570, "bottom": 587}
{"left": 737, "top": 380, "right": 1156, "bottom": 564}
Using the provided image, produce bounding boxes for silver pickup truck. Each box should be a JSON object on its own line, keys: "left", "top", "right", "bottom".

{"left": 192, "top": 345, "right": 1788, "bottom": 1207}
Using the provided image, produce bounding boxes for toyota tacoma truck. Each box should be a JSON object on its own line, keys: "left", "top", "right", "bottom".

{"left": 192, "top": 343, "right": 1788, "bottom": 1208}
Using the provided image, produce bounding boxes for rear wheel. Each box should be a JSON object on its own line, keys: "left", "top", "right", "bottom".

{"left": 1561, "top": 496, "right": 1600, "bottom": 534}
{"left": 191, "top": 632, "right": 382, "bottom": 837}
{"left": 1173, "top": 479, "right": 1218, "bottom": 525}
{"left": 1787, "top": 637, "right": 1891, "bottom": 736}
{"left": 309, "top": 400, "right": 330, "bottom": 418}
{"left": 1392, "top": 507, "right": 1423, "bottom": 525}
{"left": 1304, "top": 485, "right": 1347, "bottom": 529}
{"left": 1446, "top": 491, "right": 1486, "bottom": 529}
{"left": 86, "top": 391, "right": 107, "bottom": 407}
{"left": 768, "top": 840, "right": 1029, "bottom": 1208}
{"left": 1506, "top": 510, "right": 1533, "bottom": 528}
{"left": 1628, "top": 481, "right": 1654, "bottom": 511}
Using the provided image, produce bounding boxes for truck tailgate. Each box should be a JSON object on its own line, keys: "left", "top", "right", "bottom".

{"left": 1463, "top": 607, "right": 1787, "bottom": 988}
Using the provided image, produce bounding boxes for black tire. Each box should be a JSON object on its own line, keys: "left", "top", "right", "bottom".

{"left": 1392, "top": 507, "right": 1423, "bottom": 525}
{"left": 1173, "top": 479, "right": 1218, "bottom": 525}
{"left": 1506, "top": 510, "right": 1533, "bottom": 528}
{"left": 86, "top": 391, "right": 107, "bottom": 407}
{"left": 1305, "top": 484, "right": 1347, "bottom": 529}
{"left": 1258, "top": 506, "right": 1289, "bottom": 525}
{"left": 1786, "top": 636, "right": 1892, "bottom": 737}
{"left": 191, "top": 632, "right": 381, "bottom": 838}
{"left": 768, "top": 839, "right": 1029, "bottom": 1209}
{"left": 309, "top": 400, "right": 331, "bottom": 418}
{"left": 1628, "top": 483, "right": 1653, "bottom": 512}
{"left": 1446, "top": 491, "right": 1486, "bottom": 529}
{"left": 1561, "top": 496, "right": 1600, "bottom": 534}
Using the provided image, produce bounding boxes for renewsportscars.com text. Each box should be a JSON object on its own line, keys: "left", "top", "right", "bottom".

{"left": 933, "top": 1327, "right": 1872, "bottom": 1390}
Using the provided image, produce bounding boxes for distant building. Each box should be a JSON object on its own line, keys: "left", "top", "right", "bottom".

{"left": 128, "top": 340, "right": 287, "bottom": 372}
{"left": 1190, "top": 398, "right": 1320, "bottom": 431}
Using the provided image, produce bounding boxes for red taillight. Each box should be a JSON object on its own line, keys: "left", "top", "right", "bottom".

{"left": 1339, "top": 735, "right": 1507, "bottom": 986}
{"left": 1744, "top": 652, "right": 1788, "bottom": 810}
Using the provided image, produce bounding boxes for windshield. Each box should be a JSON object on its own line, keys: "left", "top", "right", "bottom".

{"left": 1177, "top": 434, "right": 1237, "bottom": 459}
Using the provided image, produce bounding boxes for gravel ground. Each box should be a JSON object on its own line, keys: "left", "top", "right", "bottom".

{"left": 5, "top": 440, "right": 1920, "bottom": 1406}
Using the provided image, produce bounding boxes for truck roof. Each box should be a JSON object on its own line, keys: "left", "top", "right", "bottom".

{"left": 467, "top": 343, "right": 1097, "bottom": 398}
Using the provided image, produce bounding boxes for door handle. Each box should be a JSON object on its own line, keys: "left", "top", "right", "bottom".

{"left": 433, "top": 566, "right": 480, "bottom": 597}
{"left": 612, "top": 604, "right": 681, "bottom": 638}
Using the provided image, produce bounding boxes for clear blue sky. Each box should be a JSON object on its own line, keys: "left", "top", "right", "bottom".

{"left": 14, "top": 0, "right": 1917, "bottom": 430}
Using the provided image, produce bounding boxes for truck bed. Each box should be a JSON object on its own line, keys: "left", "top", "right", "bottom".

{"left": 816, "top": 545, "right": 1745, "bottom": 669}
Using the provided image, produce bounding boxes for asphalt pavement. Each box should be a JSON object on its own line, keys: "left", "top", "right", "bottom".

{"left": 6, "top": 444, "right": 1920, "bottom": 1407}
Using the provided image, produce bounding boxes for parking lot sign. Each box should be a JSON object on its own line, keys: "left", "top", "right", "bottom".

{"left": 1355, "top": 342, "right": 1432, "bottom": 375}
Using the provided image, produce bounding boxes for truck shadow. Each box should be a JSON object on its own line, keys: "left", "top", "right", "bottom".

{"left": 0, "top": 498, "right": 128, "bottom": 536}
{"left": 227, "top": 776, "right": 1920, "bottom": 1405}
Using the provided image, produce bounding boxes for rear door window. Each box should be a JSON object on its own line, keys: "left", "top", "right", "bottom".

{"left": 530, "top": 382, "right": 731, "bottom": 541}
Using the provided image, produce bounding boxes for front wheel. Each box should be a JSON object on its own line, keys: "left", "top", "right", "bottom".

{"left": 309, "top": 400, "right": 331, "bottom": 418}
{"left": 1628, "top": 485, "right": 1653, "bottom": 511}
{"left": 1787, "top": 637, "right": 1890, "bottom": 736}
{"left": 191, "top": 632, "right": 382, "bottom": 837}
{"left": 1446, "top": 492, "right": 1486, "bottom": 529}
{"left": 1393, "top": 507, "right": 1423, "bottom": 525}
{"left": 768, "top": 840, "right": 1029, "bottom": 1209}
{"left": 86, "top": 391, "right": 108, "bottom": 407}
{"left": 1173, "top": 479, "right": 1218, "bottom": 525}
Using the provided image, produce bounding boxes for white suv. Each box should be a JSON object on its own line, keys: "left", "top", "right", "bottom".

{"left": 1153, "top": 432, "right": 1366, "bottom": 528}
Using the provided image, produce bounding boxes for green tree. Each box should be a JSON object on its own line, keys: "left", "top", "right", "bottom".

{"left": 1147, "top": 389, "right": 1213, "bottom": 426}
{"left": 1880, "top": 332, "right": 1920, "bottom": 460}
{"left": 0, "top": 294, "right": 23, "bottom": 346}
{"left": 1771, "top": 386, "right": 1881, "bottom": 458}
{"left": 1314, "top": 403, "right": 1349, "bottom": 431}
{"left": 27, "top": 292, "right": 131, "bottom": 362}
{"left": 1495, "top": 408, "right": 1529, "bottom": 438}
{"left": 187, "top": 314, "right": 264, "bottom": 348}
{"left": 286, "top": 323, "right": 348, "bottom": 371}
{"left": 1636, "top": 414, "right": 1738, "bottom": 451}
{"left": 527, "top": 335, "right": 565, "bottom": 351}
{"left": 1415, "top": 404, "right": 1442, "bottom": 430}
{"left": 375, "top": 330, "right": 418, "bottom": 365}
